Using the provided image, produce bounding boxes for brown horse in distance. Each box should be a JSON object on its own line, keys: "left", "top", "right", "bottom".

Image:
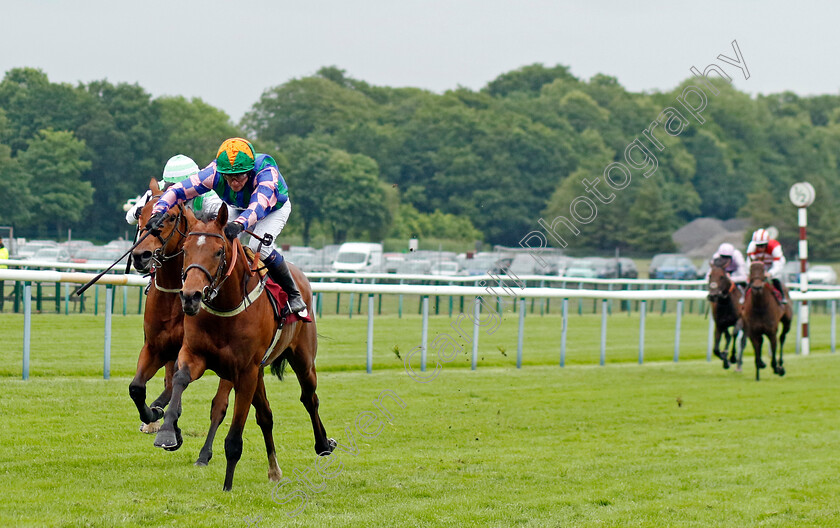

{"left": 153, "top": 206, "right": 334, "bottom": 491}
{"left": 707, "top": 261, "right": 745, "bottom": 370}
{"left": 130, "top": 179, "right": 233, "bottom": 464}
{"left": 741, "top": 262, "right": 792, "bottom": 381}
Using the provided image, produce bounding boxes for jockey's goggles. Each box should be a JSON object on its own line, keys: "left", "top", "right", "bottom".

{"left": 223, "top": 172, "right": 249, "bottom": 183}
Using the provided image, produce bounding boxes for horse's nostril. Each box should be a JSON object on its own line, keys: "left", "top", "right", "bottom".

{"left": 141, "top": 251, "right": 152, "bottom": 260}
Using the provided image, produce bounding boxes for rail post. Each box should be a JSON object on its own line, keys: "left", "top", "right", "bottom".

{"left": 638, "top": 299, "right": 646, "bottom": 364}
{"left": 22, "top": 282, "right": 32, "bottom": 380}
{"left": 366, "top": 294, "right": 374, "bottom": 374}
{"left": 420, "top": 296, "right": 429, "bottom": 371}
{"left": 674, "top": 299, "right": 683, "bottom": 362}
{"left": 517, "top": 298, "right": 525, "bottom": 368}
{"left": 600, "top": 299, "right": 607, "bottom": 366}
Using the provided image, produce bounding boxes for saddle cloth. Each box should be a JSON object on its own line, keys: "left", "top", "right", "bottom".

{"left": 744, "top": 284, "right": 784, "bottom": 305}
{"left": 244, "top": 246, "right": 312, "bottom": 325}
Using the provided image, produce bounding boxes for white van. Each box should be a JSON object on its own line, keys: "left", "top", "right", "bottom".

{"left": 332, "top": 242, "right": 384, "bottom": 273}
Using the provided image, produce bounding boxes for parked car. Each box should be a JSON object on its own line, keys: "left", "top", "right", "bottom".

{"left": 616, "top": 258, "right": 638, "bottom": 279}
{"left": 17, "top": 240, "right": 59, "bottom": 259}
{"left": 60, "top": 240, "right": 94, "bottom": 258}
{"left": 782, "top": 261, "right": 801, "bottom": 284}
{"left": 384, "top": 253, "right": 406, "bottom": 274}
{"left": 75, "top": 247, "right": 129, "bottom": 268}
{"left": 563, "top": 258, "right": 605, "bottom": 279}
{"left": 648, "top": 254, "right": 697, "bottom": 280}
{"left": 459, "top": 253, "right": 510, "bottom": 276}
{"left": 507, "top": 254, "right": 538, "bottom": 276}
{"left": 332, "top": 242, "right": 384, "bottom": 273}
{"left": 430, "top": 261, "right": 462, "bottom": 276}
{"left": 395, "top": 260, "right": 432, "bottom": 275}
{"left": 32, "top": 247, "right": 71, "bottom": 263}
{"left": 806, "top": 265, "right": 837, "bottom": 285}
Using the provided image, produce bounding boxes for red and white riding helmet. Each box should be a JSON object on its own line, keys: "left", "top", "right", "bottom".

{"left": 751, "top": 228, "right": 770, "bottom": 245}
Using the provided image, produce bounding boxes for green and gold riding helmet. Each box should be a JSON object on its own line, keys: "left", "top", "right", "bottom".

{"left": 162, "top": 154, "right": 200, "bottom": 184}
{"left": 215, "top": 137, "right": 256, "bottom": 174}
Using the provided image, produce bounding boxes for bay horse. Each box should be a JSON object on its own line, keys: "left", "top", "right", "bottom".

{"left": 741, "top": 262, "right": 792, "bottom": 381}
{"left": 130, "top": 178, "right": 234, "bottom": 465}
{"left": 153, "top": 205, "right": 334, "bottom": 490}
{"left": 707, "top": 260, "right": 746, "bottom": 370}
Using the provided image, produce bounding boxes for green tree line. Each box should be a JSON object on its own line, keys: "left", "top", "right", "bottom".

{"left": 2, "top": 65, "right": 839, "bottom": 258}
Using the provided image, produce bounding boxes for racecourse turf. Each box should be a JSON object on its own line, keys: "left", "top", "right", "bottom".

{"left": 1, "top": 313, "right": 839, "bottom": 527}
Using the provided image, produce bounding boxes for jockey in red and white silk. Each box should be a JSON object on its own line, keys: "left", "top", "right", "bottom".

{"left": 746, "top": 228, "right": 787, "bottom": 303}
{"left": 746, "top": 229, "right": 786, "bottom": 278}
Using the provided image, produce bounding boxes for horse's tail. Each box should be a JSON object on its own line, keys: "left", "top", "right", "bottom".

{"left": 269, "top": 356, "right": 289, "bottom": 381}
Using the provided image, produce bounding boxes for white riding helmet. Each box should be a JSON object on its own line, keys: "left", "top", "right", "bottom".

{"left": 751, "top": 228, "right": 769, "bottom": 245}
{"left": 162, "top": 155, "right": 199, "bottom": 184}
{"left": 717, "top": 243, "right": 735, "bottom": 257}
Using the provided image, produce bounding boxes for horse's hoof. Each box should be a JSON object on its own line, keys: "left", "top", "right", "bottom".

{"left": 268, "top": 467, "right": 282, "bottom": 482}
{"left": 723, "top": 362, "right": 730, "bottom": 370}
{"left": 777, "top": 367, "right": 786, "bottom": 377}
{"left": 154, "top": 429, "right": 182, "bottom": 450}
{"left": 317, "top": 438, "right": 337, "bottom": 455}
{"left": 150, "top": 406, "right": 165, "bottom": 422}
{"left": 195, "top": 452, "right": 212, "bottom": 466}
{"left": 734, "top": 366, "right": 742, "bottom": 373}
{"left": 757, "top": 360, "right": 766, "bottom": 369}
{"left": 713, "top": 350, "right": 722, "bottom": 360}
{"left": 140, "top": 421, "right": 161, "bottom": 434}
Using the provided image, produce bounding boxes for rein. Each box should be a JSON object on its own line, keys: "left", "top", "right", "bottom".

{"left": 152, "top": 201, "right": 187, "bottom": 264}
{"left": 183, "top": 231, "right": 263, "bottom": 315}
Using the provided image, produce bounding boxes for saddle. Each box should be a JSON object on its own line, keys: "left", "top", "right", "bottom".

{"left": 743, "top": 282, "right": 785, "bottom": 305}
{"left": 242, "top": 246, "right": 312, "bottom": 325}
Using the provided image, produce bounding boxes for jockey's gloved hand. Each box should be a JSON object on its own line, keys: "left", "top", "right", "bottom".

{"left": 146, "top": 212, "right": 166, "bottom": 233}
{"left": 224, "top": 221, "right": 244, "bottom": 240}
{"left": 133, "top": 206, "right": 142, "bottom": 220}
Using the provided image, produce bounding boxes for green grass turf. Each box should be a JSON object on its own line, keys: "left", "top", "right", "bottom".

{"left": 0, "top": 308, "right": 835, "bottom": 376}
{"left": 1, "top": 312, "right": 839, "bottom": 526}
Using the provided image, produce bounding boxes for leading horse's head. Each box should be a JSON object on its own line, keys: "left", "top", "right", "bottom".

{"left": 707, "top": 261, "right": 731, "bottom": 302}
{"left": 180, "top": 205, "right": 232, "bottom": 316}
{"left": 132, "top": 179, "right": 192, "bottom": 273}
{"left": 748, "top": 261, "right": 767, "bottom": 294}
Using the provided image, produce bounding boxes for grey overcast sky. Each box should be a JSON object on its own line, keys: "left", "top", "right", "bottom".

{"left": 3, "top": 1, "right": 837, "bottom": 122}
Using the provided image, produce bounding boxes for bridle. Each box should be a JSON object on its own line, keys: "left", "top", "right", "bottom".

{"left": 182, "top": 231, "right": 238, "bottom": 303}
{"left": 708, "top": 267, "right": 735, "bottom": 301}
{"left": 150, "top": 200, "right": 187, "bottom": 265}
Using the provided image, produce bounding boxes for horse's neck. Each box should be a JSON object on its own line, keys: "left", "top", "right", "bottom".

{"left": 748, "top": 284, "right": 774, "bottom": 314}
{"left": 213, "top": 245, "right": 260, "bottom": 309}
{"left": 156, "top": 254, "right": 183, "bottom": 290}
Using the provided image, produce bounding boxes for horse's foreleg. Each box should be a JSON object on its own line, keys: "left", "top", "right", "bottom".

{"left": 713, "top": 327, "right": 724, "bottom": 360}
{"left": 195, "top": 378, "right": 233, "bottom": 466}
{"left": 778, "top": 313, "right": 791, "bottom": 377}
{"left": 129, "top": 345, "right": 167, "bottom": 428}
{"left": 291, "top": 361, "right": 334, "bottom": 456}
{"left": 768, "top": 331, "right": 779, "bottom": 374}
{"left": 155, "top": 354, "right": 205, "bottom": 451}
{"left": 223, "top": 371, "right": 258, "bottom": 492}
{"left": 251, "top": 370, "right": 282, "bottom": 482}
{"left": 721, "top": 328, "right": 732, "bottom": 369}
{"left": 750, "top": 334, "right": 764, "bottom": 381}
{"left": 149, "top": 360, "right": 176, "bottom": 412}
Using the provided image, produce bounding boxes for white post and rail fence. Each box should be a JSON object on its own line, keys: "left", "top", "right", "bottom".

{"left": 2, "top": 269, "right": 838, "bottom": 380}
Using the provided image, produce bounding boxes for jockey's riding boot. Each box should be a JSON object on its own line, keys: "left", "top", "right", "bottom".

{"left": 772, "top": 278, "right": 787, "bottom": 304}
{"left": 266, "top": 257, "right": 306, "bottom": 314}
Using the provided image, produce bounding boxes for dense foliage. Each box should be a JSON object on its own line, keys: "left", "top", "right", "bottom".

{"left": 2, "top": 65, "right": 840, "bottom": 257}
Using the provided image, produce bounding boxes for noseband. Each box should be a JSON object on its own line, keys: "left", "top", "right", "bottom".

{"left": 182, "top": 231, "right": 238, "bottom": 302}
